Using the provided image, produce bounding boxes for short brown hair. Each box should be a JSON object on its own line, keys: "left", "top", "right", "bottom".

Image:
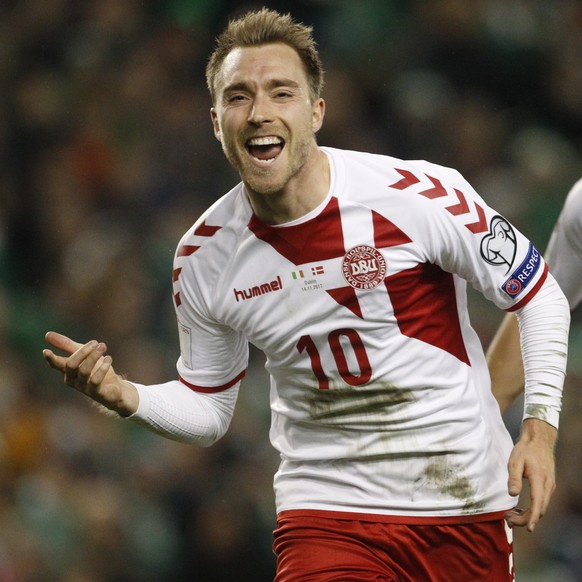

{"left": 206, "top": 8, "right": 324, "bottom": 104}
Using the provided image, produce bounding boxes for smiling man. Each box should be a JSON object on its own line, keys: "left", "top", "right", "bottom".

{"left": 43, "top": 9, "right": 569, "bottom": 581}
{"left": 209, "top": 39, "right": 329, "bottom": 223}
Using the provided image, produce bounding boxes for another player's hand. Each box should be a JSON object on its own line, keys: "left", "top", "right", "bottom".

{"left": 43, "top": 331, "right": 139, "bottom": 417}
{"left": 504, "top": 418, "right": 557, "bottom": 532}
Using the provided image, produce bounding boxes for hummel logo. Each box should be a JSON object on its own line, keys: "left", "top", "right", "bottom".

{"left": 233, "top": 276, "right": 283, "bottom": 302}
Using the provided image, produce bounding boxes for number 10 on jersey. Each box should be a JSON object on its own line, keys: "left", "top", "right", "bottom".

{"left": 297, "top": 328, "right": 372, "bottom": 390}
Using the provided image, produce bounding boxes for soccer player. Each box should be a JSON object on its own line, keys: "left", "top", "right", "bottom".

{"left": 43, "top": 9, "right": 570, "bottom": 581}
{"left": 488, "top": 178, "right": 582, "bottom": 411}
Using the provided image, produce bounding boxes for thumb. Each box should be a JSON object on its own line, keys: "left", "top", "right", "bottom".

{"left": 42, "top": 348, "right": 67, "bottom": 373}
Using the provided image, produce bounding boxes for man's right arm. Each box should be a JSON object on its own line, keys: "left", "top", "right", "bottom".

{"left": 43, "top": 331, "right": 238, "bottom": 446}
{"left": 43, "top": 331, "right": 139, "bottom": 416}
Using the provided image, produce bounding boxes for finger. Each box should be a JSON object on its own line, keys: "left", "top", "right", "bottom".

{"left": 89, "top": 355, "right": 113, "bottom": 386}
{"left": 65, "top": 340, "right": 100, "bottom": 371}
{"left": 45, "top": 331, "right": 85, "bottom": 355}
{"left": 43, "top": 349, "right": 67, "bottom": 372}
{"left": 76, "top": 343, "right": 107, "bottom": 380}
{"left": 527, "top": 491, "right": 542, "bottom": 532}
{"left": 542, "top": 476, "right": 556, "bottom": 517}
{"left": 505, "top": 508, "right": 530, "bottom": 529}
{"left": 527, "top": 472, "right": 552, "bottom": 532}
{"left": 507, "top": 456, "right": 524, "bottom": 497}
{"left": 64, "top": 341, "right": 100, "bottom": 384}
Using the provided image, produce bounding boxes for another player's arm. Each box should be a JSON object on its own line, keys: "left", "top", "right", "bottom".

{"left": 487, "top": 312, "right": 524, "bottom": 413}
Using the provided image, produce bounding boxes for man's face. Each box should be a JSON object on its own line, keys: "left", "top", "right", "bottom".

{"left": 211, "top": 43, "right": 324, "bottom": 196}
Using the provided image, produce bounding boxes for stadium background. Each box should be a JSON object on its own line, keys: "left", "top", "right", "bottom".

{"left": 0, "top": 0, "right": 581, "bottom": 579}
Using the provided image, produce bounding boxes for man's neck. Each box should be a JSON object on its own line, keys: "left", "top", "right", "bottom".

{"left": 245, "top": 148, "right": 330, "bottom": 225}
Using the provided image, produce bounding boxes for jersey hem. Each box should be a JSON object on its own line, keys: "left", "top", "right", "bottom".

{"left": 276, "top": 508, "right": 512, "bottom": 525}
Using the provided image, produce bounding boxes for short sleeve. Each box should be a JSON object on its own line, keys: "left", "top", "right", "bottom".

{"left": 171, "top": 227, "right": 249, "bottom": 393}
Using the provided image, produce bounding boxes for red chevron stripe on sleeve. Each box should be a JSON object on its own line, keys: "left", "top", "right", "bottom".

{"left": 389, "top": 169, "right": 488, "bottom": 234}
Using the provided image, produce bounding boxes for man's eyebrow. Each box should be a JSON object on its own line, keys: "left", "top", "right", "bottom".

{"left": 222, "top": 78, "right": 301, "bottom": 94}
{"left": 222, "top": 81, "right": 249, "bottom": 94}
{"left": 267, "top": 78, "right": 301, "bottom": 90}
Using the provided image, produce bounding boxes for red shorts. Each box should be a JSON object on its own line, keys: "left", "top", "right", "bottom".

{"left": 273, "top": 511, "right": 514, "bottom": 582}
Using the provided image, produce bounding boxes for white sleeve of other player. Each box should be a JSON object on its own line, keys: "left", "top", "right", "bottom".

{"left": 127, "top": 380, "right": 240, "bottom": 446}
{"left": 515, "top": 273, "right": 570, "bottom": 429}
{"left": 545, "top": 178, "right": 582, "bottom": 310}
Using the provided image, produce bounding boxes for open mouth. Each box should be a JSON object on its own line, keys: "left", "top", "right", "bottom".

{"left": 246, "top": 136, "right": 285, "bottom": 164}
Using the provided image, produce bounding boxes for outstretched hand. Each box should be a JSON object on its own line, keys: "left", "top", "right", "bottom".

{"left": 43, "top": 331, "right": 138, "bottom": 417}
{"left": 504, "top": 418, "right": 557, "bottom": 532}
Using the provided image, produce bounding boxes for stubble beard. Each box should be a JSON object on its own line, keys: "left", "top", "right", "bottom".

{"left": 222, "top": 132, "right": 314, "bottom": 196}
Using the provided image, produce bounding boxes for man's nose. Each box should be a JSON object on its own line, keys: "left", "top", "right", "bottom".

{"left": 247, "top": 94, "right": 273, "bottom": 125}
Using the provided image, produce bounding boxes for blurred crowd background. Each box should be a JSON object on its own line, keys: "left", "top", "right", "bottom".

{"left": 1, "top": 0, "right": 581, "bottom": 580}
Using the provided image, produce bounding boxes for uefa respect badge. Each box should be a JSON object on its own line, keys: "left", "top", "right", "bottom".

{"left": 342, "top": 245, "right": 387, "bottom": 290}
{"left": 501, "top": 242, "right": 541, "bottom": 298}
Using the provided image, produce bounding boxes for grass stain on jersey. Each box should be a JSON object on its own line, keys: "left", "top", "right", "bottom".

{"left": 417, "top": 457, "right": 485, "bottom": 513}
{"left": 306, "top": 384, "right": 415, "bottom": 429}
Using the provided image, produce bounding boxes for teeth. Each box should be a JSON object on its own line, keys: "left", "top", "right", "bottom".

{"left": 247, "top": 136, "right": 282, "bottom": 146}
{"left": 254, "top": 157, "right": 277, "bottom": 164}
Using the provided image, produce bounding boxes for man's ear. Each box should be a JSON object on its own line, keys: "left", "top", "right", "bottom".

{"left": 312, "top": 98, "right": 325, "bottom": 134}
{"left": 210, "top": 108, "right": 221, "bottom": 142}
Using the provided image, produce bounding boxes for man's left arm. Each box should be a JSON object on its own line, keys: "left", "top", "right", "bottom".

{"left": 503, "top": 274, "right": 569, "bottom": 531}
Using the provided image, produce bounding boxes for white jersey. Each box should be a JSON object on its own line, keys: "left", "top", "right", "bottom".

{"left": 172, "top": 147, "right": 548, "bottom": 520}
{"left": 546, "top": 178, "right": 582, "bottom": 310}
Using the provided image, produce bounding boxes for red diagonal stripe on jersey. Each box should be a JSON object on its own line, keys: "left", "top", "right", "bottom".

{"left": 173, "top": 268, "right": 182, "bottom": 282}
{"left": 194, "top": 220, "right": 222, "bottom": 237}
{"left": 385, "top": 263, "right": 470, "bottom": 364}
{"left": 464, "top": 203, "right": 487, "bottom": 233}
{"left": 248, "top": 197, "right": 345, "bottom": 264}
{"left": 389, "top": 168, "right": 421, "bottom": 190}
{"left": 419, "top": 175, "right": 448, "bottom": 200}
{"left": 326, "top": 287, "right": 363, "bottom": 319}
{"left": 174, "top": 292, "right": 181, "bottom": 307}
{"left": 373, "top": 210, "right": 412, "bottom": 248}
{"left": 445, "top": 188, "right": 470, "bottom": 216}
{"left": 177, "top": 244, "right": 199, "bottom": 257}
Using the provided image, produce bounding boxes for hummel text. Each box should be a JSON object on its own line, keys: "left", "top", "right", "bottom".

{"left": 234, "top": 276, "right": 283, "bottom": 302}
